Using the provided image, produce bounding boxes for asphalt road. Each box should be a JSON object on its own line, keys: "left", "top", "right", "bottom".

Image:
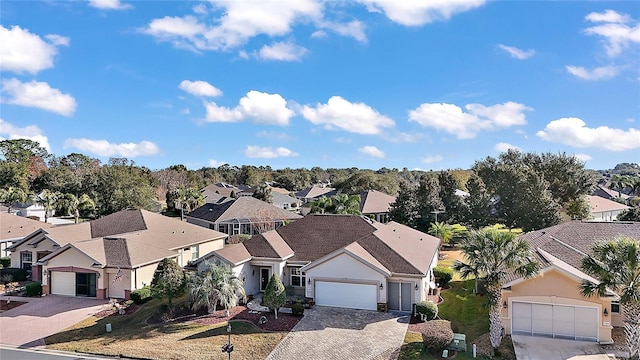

{"left": 0, "top": 347, "right": 126, "bottom": 360}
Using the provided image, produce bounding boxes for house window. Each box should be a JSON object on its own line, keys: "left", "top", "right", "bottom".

{"left": 233, "top": 224, "right": 241, "bottom": 235}
{"left": 191, "top": 245, "right": 199, "bottom": 260}
{"left": 21, "top": 251, "right": 33, "bottom": 270}
{"left": 290, "top": 267, "right": 306, "bottom": 287}
{"left": 611, "top": 301, "right": 620, "bottom": 313}
{"left": 218, "top": 224, "right": 229, "bottom": 235}
{"left": 283, "top": 203, "right": 290, "bottom": 210}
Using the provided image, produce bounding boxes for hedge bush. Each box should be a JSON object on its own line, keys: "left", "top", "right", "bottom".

{"left": 130, "top": 286, "right": 152, "bottom": 304}
{"left": 0, "top": 257, "right": 10, "bottom": 269}
{"left": 415, "top": 300, "right": 438, "bottom": 320}
{"left": 291, "top": 301, "right": 304, "bottom": 316}
{"left": 25, "top": 282, "right": 42, "bottom": 297}
{"left": 421, "top": 319, "right": 454, "bottom": 351}
{"left": 433, "top": 266, "right": 453, "bottom": 286}
{"left": 0, "top": 268, "right": 28, "bottom": 282}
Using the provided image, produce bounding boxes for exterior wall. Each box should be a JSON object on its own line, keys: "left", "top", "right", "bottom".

{"left": 10, "top": 238, "right": 59, "bottom": 268}
{"left": 236, "top": 263, "right": 259, "bottom": 296}
{"left": 197, "top": 239, "right": 224, "bottom": 259}
{"left": 133, "top": 262, "right": 158, "bottom": 289}
{"left": 502, "top": 268, "right": 613, "bottom": 343}
{"left": 591, "top": 210, "right": 626, "bottom": 222}
{"left": 304, "top": 253, "right": 386, "bottom": 303}
{"left": 42, "top": 247, "right": 107, "bottom": 298}
{"left": 388, "top": 275, "right": 427, "bottom": 306}
{"left": 186, "top": 217, "right": 213, "bottom": 229}
{"left": 106, "top": 268, "right": 131, "bottom": 299}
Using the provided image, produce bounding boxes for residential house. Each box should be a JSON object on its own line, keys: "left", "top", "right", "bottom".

{"left": 7, "top": 209, "right": 226, "bottom": 299}
{"left": 236, "top": 185, "right": 302, "bottom": 212}
{"left": 185, "top": 196, "right": 302, "bottom": 237}
{"left": 200, "top": 183, "right": 242, "bottom": 202}
{"left": 593, "top": 184, "right": 629, "bottom": 201}
{"left": 295, "top": 184, "right": 337, "bottom": 203}
{"left": 359, "top": 190, "right": 396, "bottom": 223}
{"left": 587, "top": 195, "right": 630, "bottom": 221}
{"left": 195, "top": 215, "right": 440, "bottom": 312}
{"left": 0, "top": 212, "right": 53, "bottom": 258}
{"left": 501, "top": 221, "right": 640, "bottom": 344}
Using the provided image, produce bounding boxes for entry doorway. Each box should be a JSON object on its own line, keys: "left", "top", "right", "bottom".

{"left": 76, "top": 273, "right": 97, "bottom": 297}
{"left": 260, "top": 267, "right": 271, "bottom": 292}
{"left": 388, "top": 282, "right": 412, "bottom": 312}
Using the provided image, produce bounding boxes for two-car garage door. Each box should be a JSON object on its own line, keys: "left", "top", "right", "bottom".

{"left": 512, "top": 302, "right": 598, "bottom": 342}
{"left": 314, "top": 281, "right": 377, "bottom": 310}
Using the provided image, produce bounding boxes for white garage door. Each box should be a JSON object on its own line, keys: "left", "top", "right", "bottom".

{"left": 51, "top": 271, "right": 76, "bottom": 296}
{"left": 512, "top": 302, "right": 598, "bottom": 341}
{"left": 315, "top": 281, "right": 377, "bottom": 310}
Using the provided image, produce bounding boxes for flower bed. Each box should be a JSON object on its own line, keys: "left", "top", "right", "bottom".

{"left": 191, "top": 305, "right": 302, "bottom": 332}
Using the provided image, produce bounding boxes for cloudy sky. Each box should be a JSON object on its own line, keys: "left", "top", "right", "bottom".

{"left": 1, "top": 0, "right": 638, "bottom": 171}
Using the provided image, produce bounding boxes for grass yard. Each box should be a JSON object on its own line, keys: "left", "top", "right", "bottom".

{"left": 45, "top": 298, "right": 287, "bottom": 360}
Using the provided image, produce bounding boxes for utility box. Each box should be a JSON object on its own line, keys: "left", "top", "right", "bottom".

{"left": 449, "top": 333, "right": 466, "bottom": 352}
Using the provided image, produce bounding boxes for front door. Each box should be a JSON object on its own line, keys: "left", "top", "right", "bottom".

{"left": 388, "top": 282, "right": 412, "bottom": 312}
{"left": 260, "top": 268, "right": 270, "bottom": 292}
{"left": 76, "top": 273, "right": 97, "bottom": 297}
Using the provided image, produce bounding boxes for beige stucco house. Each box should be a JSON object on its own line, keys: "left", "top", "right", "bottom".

{"left": 359, "top": 190, "right": 396, "bottom": 223}
{"left": 195, "top": 214, "right": 440, "bottom": 312}
{"left": 501, "top": 221, "right": 640, "bottom": 344}
{"left": 8, "top": 209, "right": 226, "bottom": 299}
{"left": 0, "top": 212, "right": 53, "bottom": 258}
{"left": 587, "top": 195, "right": 630, "bottom": 221}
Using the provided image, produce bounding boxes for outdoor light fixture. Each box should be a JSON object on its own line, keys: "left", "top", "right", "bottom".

{"left": 415, "top": 283, "right": 419, "bottom": 290}
{"left": 379, "top": 283, "right": 384, "bottom": 290}
{"left": 603, "top": 308, "right": 609, "bottom": 317}
{"left": 307, "top": 278, "right": 311, "bottom": 284}
{"left": 503, "top": 301, "right": 508, "bottom": 309}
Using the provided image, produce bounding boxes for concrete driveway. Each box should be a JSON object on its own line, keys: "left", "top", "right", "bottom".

{"left": 0, "top": 295, "right": 108, "bottom": 347}
{"left": 266, "top": 306, "right": 409, "bottom": 360}
{"left": 512, "top": 335, "right": 618, "bottom": 360}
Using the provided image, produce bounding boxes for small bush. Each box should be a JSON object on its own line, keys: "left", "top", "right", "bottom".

{"left": 130, "top": 286, "right": 152, "bottom": 304}
{"left": 415, "top": 300, "right": 438, "bottom": 320}
{"left": 291, "top": 301, "right": 304, "bottom": 316}
{"left": 433, "top": 266, "right": 453, "bottom": 286}
{"left": 0, "top": 257, "right": 10, "bottom": 269}
{"left": 25, "top": 282, "right": 42, "bottom": 297}
{"left": 0, "top": 268, "right": 28, "bottom": 282}
{"left": 421, "top": 319, "right": 454, "bottom": 351}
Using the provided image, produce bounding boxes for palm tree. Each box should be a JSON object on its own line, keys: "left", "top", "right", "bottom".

{"left": 453, "top": 229, "right": 539, "bottom": 349}
{"left": 188, "top": 262, "right": 246, "bottom": 316}
{"left": 580, "top": 237, "right": 640, "bottom": 360}
{"left": 611, "top": 175, "right": 631, "bottom": 198}
{"left": 1, "top": 187, "right": 28, "bottom": 213}
{"left": 62, "top": 193, "right": 95, "bottom": 223}
{"left": 171, "top": 187, "right": 204, "bottom": 221}
{"left": 309, "top": 196, "right": 332, "bottom": 214}
{"left": 36, "top": 189, "right": 60, "bottom": 223}
{"left": 429, "top": 222, "right": 454, "bottom": 244}
{"left": 330, "top": 193, "right": 361, "bottom": 215}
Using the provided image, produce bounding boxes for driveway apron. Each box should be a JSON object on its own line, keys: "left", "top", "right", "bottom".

{"left": 0, "top": 295, "right": 108, "bottom": 347}
{"left": 511, "top": 335, "right": 619, "bottom": 360}
{"left": 267, "top": 306, "right": 409, "bottom": 360}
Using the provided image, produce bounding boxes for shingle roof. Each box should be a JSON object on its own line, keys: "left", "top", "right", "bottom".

{"left": 186, "top": 197, "right": 302, "bottom": 223}
{"left": 359, "top": 190, "right": 395, "bottom": 214}
{"left": 587, "top": 195, "right": 630, "bottom": 213}
{"left": 593, "top": 185, "right": 629, "bottom": 200}
{"left": 90, "top": 209, "right": 147, "bottom": 238}
{"left": 295, "top": 185, "right": 336, "bottom": 200}
{"left": 0, "top": 212, "right": 53, "bottom": 241}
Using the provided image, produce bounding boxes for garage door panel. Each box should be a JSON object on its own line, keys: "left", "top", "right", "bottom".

{"left": 553, "top": 305, "right": 575, "bottom": 339}
{"left": 575, "top": 307, "right": 598, "bottom": 341}
{"left": 512, "top": 302, "right": 598, "bottom": 342}
{"left": 531, "top": 304, "right": 553, "bottom": 336}
{"left": 512, "top": 302, "right": 532, "bottom": 334}
{"left": 315, "top": 281, "right": 377, "bottom": 310}
{"left": 51, "top": 271, "right": 75, "bottom": 296}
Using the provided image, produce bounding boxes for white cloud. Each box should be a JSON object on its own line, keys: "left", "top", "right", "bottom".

{"left": 0, "top": 119, "right": 51, "bottom": 151}
{"left": 1, "top": 78, "right": 77, "bottom": 116}
{"left": 536, "top": 117, "right": 640, "bottom": 151}
{"left": 494, "top": 142, "right": 521, "bottom": 153}
{"left": 319, "top": 20, "right": 367, "bottom": 42}
{"left": 0, "top": 25, "right": 69, "bottom": 74}
{"left": 583, "top": 10, "right": 640, "bottom": 58}
{"left": 208, "top": 159, "right": 227, "bottom": 167}
{"left": 142, "top": 0, "right": 322, "bottom": 52}
{"left": 409, "top": 101, "right": 531, "bottom": 139}
{"left": 179, "top": 80, "right": 222, "bottom": 97}
{"left": 382, "top": 131, "right": 423, "bottom": 143}
{"left": 257, "top": 41, "right": 308, "bottom": 61}
{"left": 574, "top": 153, "right": 592, "bottom": 162}
{"left": 64, "top": 138, "right": 159, "bottom": 157}
{"left": 204, "top": 90, "right": 294, "bottom": 125}
{"left": 302, "top": 96, "right": 395, "bottom": 135}
{"left": 422, "top": 155, "right": 443, "bottom": 164}
{"left": 358, "top": 145, "right": 385, "bottom": 158}
{"left": 311, "top": 30, "right": 328, "bottom": 38}
{"left": 88, "top": 0, "right": 132, "bottom": 10}
{"left": 256, "top": 130, "right": 295, "bottom": 141}
{"left": 359, "top": 0, "right": 485, "bottom": 26}
{"left": 498, "top": 44, "right": 535, "bottom": 60}
{"left": 565, "top": 65, "right": 620, "bottom": 80}
{"left": 245, "top": 145, "right": 298, "bottom": 158}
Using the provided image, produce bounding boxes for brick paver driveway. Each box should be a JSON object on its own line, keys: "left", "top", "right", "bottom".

{"left": 0, "top": 295, "right": 108, "bottom": 347}
{"left": 267, "top": 306, "right": 409, "bottom": 360}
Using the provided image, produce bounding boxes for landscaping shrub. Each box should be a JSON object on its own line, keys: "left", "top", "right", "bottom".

{"left": 25, "top": 282, "right": 42, "bottom": 296}
{"left": 421, "top": 319, "right": 454, "bottom": 351}
{"left": 291, "top": 301, "right": 304, "bottom": 316}
{"left": 285, "top": 285, "right": 295, "bottom": 297}
{"left": 0, "top": 257, "right": 10, "bottom": 269}
{"left": 433, "top": 266, "right": 453, "bottom": 286}
{"left": 415, "top": 300, "right": 438, "bottom": 320}
{"left": 130, "top": 286, "right": 152, "bottom": 304}
{"left": 0, "top": 268, "right": 28, "bottom": 282}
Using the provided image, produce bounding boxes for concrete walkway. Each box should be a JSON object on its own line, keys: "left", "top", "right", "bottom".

{"left": 0, "top": 295, "right": 108, "bottom": 347}
{"left": 512, "top": 335, "right": 621, "bottom": 360}
{"left": 267, "top": 306, "right": 409, "bottom": 360}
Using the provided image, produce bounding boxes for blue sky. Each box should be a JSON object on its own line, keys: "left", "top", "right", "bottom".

{"left": 1, "top": 0, "right": 638, "bottom": 171}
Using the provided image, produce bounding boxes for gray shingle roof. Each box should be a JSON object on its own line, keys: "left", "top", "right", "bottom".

{"left": 187, "top": 197, "right": 302, "bottom": 223}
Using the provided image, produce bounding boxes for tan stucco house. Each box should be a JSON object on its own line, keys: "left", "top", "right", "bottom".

{"left": 501, "top": 221, "right": 640, "bottom": 344}
{"left": 8, "top": 209, "right": 226, "bottom": 299}
{"left": 359, "top": 190, "right": 396, "bottom": 223}
{"left": 195, "top": 214, "right": 440, "bottom": 312}
{"left": 0, "top": 212, "right": 53, "bottom": 258}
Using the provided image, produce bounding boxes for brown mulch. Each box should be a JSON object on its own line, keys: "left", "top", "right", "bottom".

{"left": 94, "top": 302, "right": 140, "bottom": 319}
{"left": 0, "top": 299, "right": 27, "bottom": 312}
{"left": 602, "top": 326, "right": 627, "bottom": 352}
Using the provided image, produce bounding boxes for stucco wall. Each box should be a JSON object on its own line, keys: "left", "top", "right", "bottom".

{"left": 10, "top": 238, "right": 59, "bottom": 268}
{"left": 107, "top": 268, "right": 131, "bottom": 299}
{"left": 305, "top": 253, "right": 386, "bottom": 302}
{"left": 134, "top": 262, "right": 159, "bottom": 289}
{"left": 502, "top": 268, "right": 613, "bottom": 343}
{"left": 43, "top": 247, "right": 104, "bottom": 288}
{"left": 186, "top": 218, "right": 212, "bottom": 229}
{"left": 198, "top": 239, "right": 224, "bottom": 258}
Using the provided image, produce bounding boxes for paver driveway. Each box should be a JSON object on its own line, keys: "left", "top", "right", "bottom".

{"left": 0, "top": 295, "right": 108, "bottom": 347}
{"left": 511, "top": 335, "right": 624, "bottom": 360}
{"left": 266, "top": 306, "right": 409, "bottom": 360}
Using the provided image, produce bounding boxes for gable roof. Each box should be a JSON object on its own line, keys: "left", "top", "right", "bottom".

{"left": 186, "top": 197, "right": 302, "bottom": 223}
{"left": 593, "top": 184, "right": 629, "bottom": 200}
{"left": 587, "top": 195, "right": 630, "bottom": 214}
{"left": 0, "top": 212, "right": 53, "bottom": 241}
{"left": 295, "top": 185, "right": 336, "bottom": 200}
{"left": 229, "top": 215, "right": 440, "bottom": 276}
{"left": 359, "top": 190, "right": 395, "bottom": 214}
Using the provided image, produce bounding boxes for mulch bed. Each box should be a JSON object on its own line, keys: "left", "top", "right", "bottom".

{"left": 94, "top": 302, "right": 140, "bottom": 319}
{"left": 0, "top": 299, "right": 27, "bottom": 312}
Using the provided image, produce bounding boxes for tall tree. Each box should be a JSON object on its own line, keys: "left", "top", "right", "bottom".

{"left": 263, "top": 274, "right": 286, "bottom": 320}
{"left": 309, "top": 196, "right": 332, "bottom": 214}
{"left": 60, "top": 193, "right": 95, "bottom": 223}
{"left": 453, "top": 229, "right": 539, "bottom": 349}
{"left": 389, "top": 181, "right": 418, "bottom": 227}
{"left": 438, "top": 171, "right": 465, "bottom": 223}
{"left": 253, "top": 183, "right": 273, "bottom": 204}
{"left": 36, "top": 189, "right": 61, "bottom": 224}
{"left": 151, "top": 258, "right": 186, "bottom": 308}
{"left": 0, "top": 186, "right": 28, "bottom": 213}
{"left": 0, "top": 139, "right": 50, "bottom": 191}
{"left": 94, "top": 158, "right": 158, "bottom": 216}
{"left": 330, "top": 193, "right": 361, "bottom": 215}
{"left": 414, "top": 175, "right": 443, "bottom": 232}
{"left": 581, "top": 237, "right": 640, "bottom": 360}
{"left": 463, "top": 173, "right": 493, "bottom": 229}
{"left": 565, "top": 195, "right": 591, "bottom": 220}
